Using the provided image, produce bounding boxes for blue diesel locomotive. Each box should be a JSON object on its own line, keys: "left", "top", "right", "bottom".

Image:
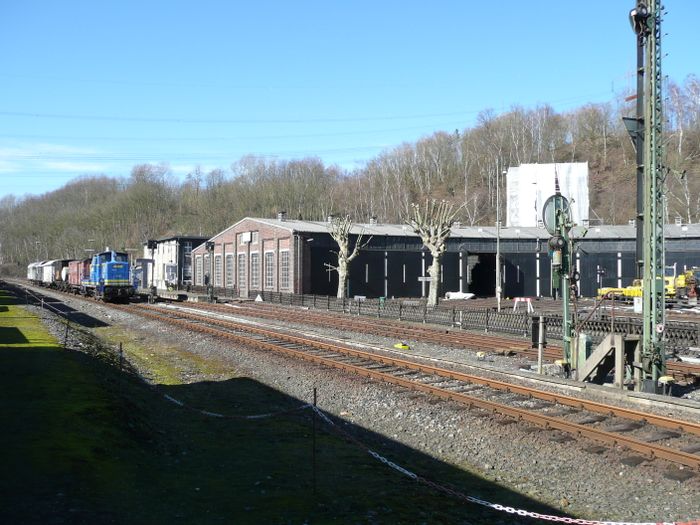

{"left": 82, "top": 249, "right": 134, "bottom": 302}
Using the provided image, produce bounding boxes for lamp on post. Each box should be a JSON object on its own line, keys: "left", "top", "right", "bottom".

{"left": 495, "top": 170, "right": 505, "bottom": 312}
{"left": 205, "top": 241, "right": 215, "bottom": 302}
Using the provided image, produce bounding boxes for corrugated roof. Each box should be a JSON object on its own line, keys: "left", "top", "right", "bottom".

{"left": 146, "top": 234, "right": 211, "bottom": 244}
{"left": 196, "top": 217, "right": 700, "bottom": 243}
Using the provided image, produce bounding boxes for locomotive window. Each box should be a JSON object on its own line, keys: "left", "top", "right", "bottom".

{"left": 100, "top": 253, "right": 110, "bottom": 263}
{"left": 114, "top": 253, "right": 128, "bottom": 262}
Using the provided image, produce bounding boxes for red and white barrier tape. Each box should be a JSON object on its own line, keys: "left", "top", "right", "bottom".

{"left": 311, "top": 406, "right": 697, "bottom": 525}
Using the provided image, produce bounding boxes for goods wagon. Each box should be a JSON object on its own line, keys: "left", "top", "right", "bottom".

{"left": 27, "top": 261, "right": 46, "bottom": 283}
{"left": 40, "top": 260, "right": 71, "bottom": 288}
{"left": 68, "top": 259, "right": 91, "bottom": 293}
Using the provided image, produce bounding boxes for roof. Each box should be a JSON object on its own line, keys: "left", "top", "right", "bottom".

{"left": 145, "top": 235, "right": 210, "bottom": 245}
{"left": 232, "top": 217, "right": 700, "bottom": 241}
{"left": 192, "top": 217, "right": 700, "bottom": 249}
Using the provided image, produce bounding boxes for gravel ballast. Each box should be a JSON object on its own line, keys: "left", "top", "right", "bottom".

{"left": 19, "top": 286, "right": 700, "bottom": 523}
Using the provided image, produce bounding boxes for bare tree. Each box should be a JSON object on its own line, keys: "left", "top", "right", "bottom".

{"left": 406, "top": 199, "right": 463, "bottom": 307}
{"left": 326, "top": 215, "right": 372, "bottom": 299}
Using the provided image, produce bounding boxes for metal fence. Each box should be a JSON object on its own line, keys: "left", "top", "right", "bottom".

{"left": 254, "top": 292, "right": 532, "bottom": 337}
{"left": 184, "top": 287, "right": 700, "bottom": 353}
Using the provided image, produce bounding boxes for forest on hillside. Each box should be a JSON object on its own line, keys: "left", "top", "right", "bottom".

{"left": 0, "top": 76, "right": 698, "bottom": 273}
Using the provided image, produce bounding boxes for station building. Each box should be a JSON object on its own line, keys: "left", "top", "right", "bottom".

{"left": 190, "top": 213, "right": 700, "bottom": 299}
{"left": 140, "top": 234, "right": 209, "bottom": 290}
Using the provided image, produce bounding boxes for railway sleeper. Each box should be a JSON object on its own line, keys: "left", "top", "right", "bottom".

{"left": 390, "top": 370, "right": 422, "bottom": 378}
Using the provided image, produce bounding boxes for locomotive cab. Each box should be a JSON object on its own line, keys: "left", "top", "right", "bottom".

{"left": 84, "top": 249, "right": 134, "bottom": 301}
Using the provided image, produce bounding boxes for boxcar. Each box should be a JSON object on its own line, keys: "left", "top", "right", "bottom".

{"left": 27, "top": 261, "right": 46, "bottom": 283}
{"left": 40, "top": 260, "right": 71, "bottom": 288}
{"left": 68, "top": 259, "right": 90, "bottom": 293}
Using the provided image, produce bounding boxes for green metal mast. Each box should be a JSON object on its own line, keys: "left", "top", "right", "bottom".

{"left": 543, "top": 187, "right": 574, "bottom": 368}
{"left": 631, "top": 1, "right": 665, "bottom": 384}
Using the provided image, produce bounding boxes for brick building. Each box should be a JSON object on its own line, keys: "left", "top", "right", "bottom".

{"left": 191, "top": 214, "right": 700, "bottom": 299}
{"left": 191, "top": 215, "right": 301, "bottom": 298}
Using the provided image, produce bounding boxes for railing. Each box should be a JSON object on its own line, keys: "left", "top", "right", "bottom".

{"left": 181, "top": 288, "right": 700, "bottom": 353}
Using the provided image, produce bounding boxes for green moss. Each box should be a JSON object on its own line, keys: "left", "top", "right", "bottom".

{"left": 0, "top": 287, "right": 568, "bottom": 524}
{"left": 94, "top": 325, "right": 238, "bottom": 385}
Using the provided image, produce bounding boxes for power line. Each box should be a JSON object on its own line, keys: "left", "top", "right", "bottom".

{"left": 0, "top": 121, "right": 468, "bottom": 142}
{"left": 0, "top": 90, "right": 613, "bottom": 125}
{"left": 0, "top": 144, "right": 389, "bottom": 162}
{"left": 0, "top": 109, "right": 482, "bottom": 124}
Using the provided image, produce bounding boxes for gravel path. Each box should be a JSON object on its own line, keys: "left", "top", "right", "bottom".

{"left": 18, "top": 286, "right": 700, "bottom": 523}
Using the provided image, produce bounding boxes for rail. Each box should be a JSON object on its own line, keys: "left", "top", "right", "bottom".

{"left": 113, "top": 302, "right": 700, "bottom": 470}
{"left": 184, "top": 288, "right": 700, "bottom": 354}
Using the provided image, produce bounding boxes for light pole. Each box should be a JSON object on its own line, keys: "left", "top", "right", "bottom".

{"left": 495, "top": 170, "right": 505, "bottom": 312}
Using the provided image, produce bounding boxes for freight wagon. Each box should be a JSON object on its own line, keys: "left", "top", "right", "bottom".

{"left": 67, "top": 258, "right": 91, "bottom": 294}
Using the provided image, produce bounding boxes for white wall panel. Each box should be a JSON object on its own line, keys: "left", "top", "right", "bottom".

{"left": 506, "top": 162, "right": 589, "bottom": 227}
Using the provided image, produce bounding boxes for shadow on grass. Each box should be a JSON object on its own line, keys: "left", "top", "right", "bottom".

{"left": 0, "top": 326, "right": 29, "bottom": 343}
{"left": 1, "top": 283, "right": 109, "bottom": 328}
{"left": 0, "top": 340, "right": 572, "bottom": 525}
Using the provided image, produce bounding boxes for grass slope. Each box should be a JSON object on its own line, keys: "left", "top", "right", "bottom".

{"left": 0, "top": 288, "right": 561, "bottom": 524}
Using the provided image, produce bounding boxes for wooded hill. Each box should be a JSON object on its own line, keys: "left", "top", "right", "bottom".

{"left": 1, "top": 76, "right": 698, "bottom": 273}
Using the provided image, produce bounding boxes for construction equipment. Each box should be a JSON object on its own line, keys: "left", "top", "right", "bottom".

{"left": 666, "top": 264, "right": 700, "bottom": 299}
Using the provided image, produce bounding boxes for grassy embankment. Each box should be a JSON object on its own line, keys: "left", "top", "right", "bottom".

{"left": 0, "top": 287, "right": 563, "bottom": 524}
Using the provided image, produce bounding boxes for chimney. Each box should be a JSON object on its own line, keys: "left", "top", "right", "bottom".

{"left": 675, "top": 216, "right": 683, "bottom": 226}
{"left": 277, "top": 211, "right": 287, "bottom": 222}
{"left": 369, "top": 215, "right": 377, "bottom": 225}
{"left": 327, "top": 214, "right": 335, "bottom": 224}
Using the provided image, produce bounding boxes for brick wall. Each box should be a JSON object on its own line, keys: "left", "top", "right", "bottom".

{"left": 192, "top": 219, "right": 296, "bottom": 295}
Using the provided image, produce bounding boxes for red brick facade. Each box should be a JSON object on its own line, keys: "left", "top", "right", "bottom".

{"left": 191, "top": 218, "right": 297, "bottom": 297}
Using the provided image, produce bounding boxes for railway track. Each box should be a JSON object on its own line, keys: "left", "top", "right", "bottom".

{"left": 113, "top": 301, "right": 700, "bottom": 470}
{"left": 186, "top": 301, "right": 560, "bottom": 358}
{"left": 8, "top": 277, "right": 700, "bottom": 383}
{"left": 177, "top": 300, "right": 700, "bottom": 382}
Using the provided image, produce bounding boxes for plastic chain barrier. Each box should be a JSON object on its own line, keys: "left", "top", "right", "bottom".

{"left": 161, "top": 393, "right": 311, "bottom": 420}
{"left": 19, "top": 284, "right": 699, "bottom": 525}
{"left": 311, "top": 406, "right": 697, "bottom": 525}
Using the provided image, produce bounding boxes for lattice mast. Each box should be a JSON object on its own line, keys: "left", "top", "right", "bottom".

{"left": 630, "top": 0, "right": 666, "bottom": 382}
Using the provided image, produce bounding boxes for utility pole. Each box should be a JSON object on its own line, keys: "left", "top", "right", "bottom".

{"left": 495, "top": 170, "right": 504, "bottom": 312}
{"left": 628, "top": 1, "right": 665, "bottom": 386}
{"left": 206, "top": 241, "right": 215, "bottom": 302}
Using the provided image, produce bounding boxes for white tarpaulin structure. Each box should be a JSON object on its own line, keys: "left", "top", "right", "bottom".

{"left": 506, "top": 162, "right": 589, "bottom": 227}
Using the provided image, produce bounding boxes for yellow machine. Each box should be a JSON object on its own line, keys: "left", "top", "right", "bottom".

{"left": 596, "top": 265, "right": 700, "bottom": 300}
{"left": 621, "top": 277, "right": 675, "bottom": 299}
{"left": 597, "top": 277, "right": 677, "bottom": 300}
{"left": 596, "top": 285, "right": 627, "bottom": 299}
{"left": 671, "top": 267, "right": 700, "bottom": 298}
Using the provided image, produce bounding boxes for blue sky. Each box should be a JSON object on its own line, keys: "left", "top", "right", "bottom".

{"left": 0, "top": 1, "right": 696, "bottom": 199}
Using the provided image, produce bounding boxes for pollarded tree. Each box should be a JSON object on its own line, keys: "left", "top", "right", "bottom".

{"left": 406, "top": 199, "right": 463, "bottom": 307}
{"left": 326, "top": 215, "right": 371, "bottom": 299}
